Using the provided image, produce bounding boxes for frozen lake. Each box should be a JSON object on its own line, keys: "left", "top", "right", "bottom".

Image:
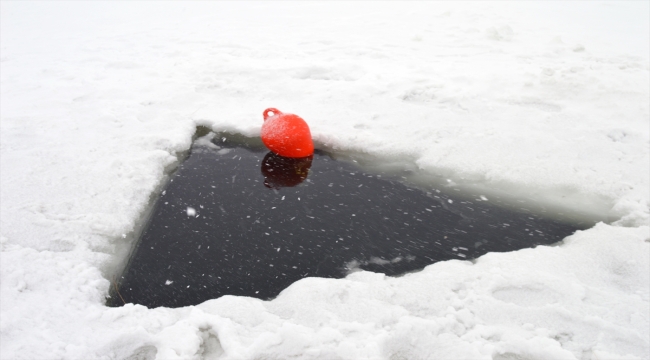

{"left": 2, "top": 2, "right": 647, "bottom": 358}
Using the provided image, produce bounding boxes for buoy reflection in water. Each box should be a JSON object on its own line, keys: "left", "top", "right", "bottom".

{"left": 261, "top": 152, "right": 313, "bottom": 189}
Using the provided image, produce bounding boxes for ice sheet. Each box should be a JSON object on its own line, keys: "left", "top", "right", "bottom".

{"left": 1, "top": 2, "right": 648, "bottom": 359}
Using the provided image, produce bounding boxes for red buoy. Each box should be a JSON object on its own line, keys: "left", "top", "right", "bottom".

{"left": 261, "top": 108, "right": 314, "bottom": 158}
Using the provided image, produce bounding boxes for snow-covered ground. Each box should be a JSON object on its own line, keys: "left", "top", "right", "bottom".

{"left": 1, "top": 1, "right": 648, "bottom": 359}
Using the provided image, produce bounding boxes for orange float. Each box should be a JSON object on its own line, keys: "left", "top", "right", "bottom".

{"left": 261, "top": 108, "right": 314, "bottom": 158}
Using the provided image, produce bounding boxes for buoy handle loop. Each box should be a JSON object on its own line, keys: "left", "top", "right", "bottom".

{"left": 263, "top": 108, "right": 282, "bottom": 121}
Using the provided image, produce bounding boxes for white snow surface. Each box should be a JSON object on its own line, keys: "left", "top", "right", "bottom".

{"left": 1, "top": 1, "right": 649, "bottom": 359}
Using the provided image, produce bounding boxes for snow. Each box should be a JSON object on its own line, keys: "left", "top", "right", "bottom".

{"left": 1, "top": 1, "right": 648, "bottom": 359}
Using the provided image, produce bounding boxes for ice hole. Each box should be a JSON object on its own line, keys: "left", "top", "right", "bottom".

{"left": 107, "top": 129, "right": 607, "bottom": 308}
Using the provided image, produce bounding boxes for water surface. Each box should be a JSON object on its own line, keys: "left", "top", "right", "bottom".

{"left": 108, "top": 132, "right": 593, "bottom": 308}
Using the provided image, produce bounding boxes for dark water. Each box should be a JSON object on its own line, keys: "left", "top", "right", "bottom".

{"left": 107, "top": 132, "right": 592, "bottom": 308}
